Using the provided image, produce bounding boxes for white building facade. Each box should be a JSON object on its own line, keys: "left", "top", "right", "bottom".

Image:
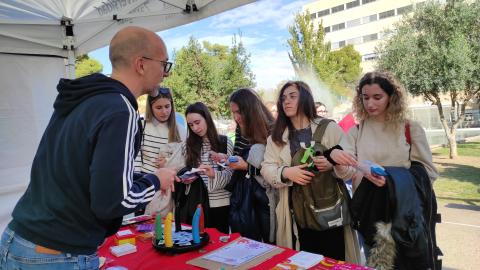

{"left": 303, "top": 0, "right": 425, "bottom": 71}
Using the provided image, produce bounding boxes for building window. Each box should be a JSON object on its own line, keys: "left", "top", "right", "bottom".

{"left": 362, "top": 14, "right": 377, "bottom": 24}
{"left": 339, "top": 40, "right": 346, "bottom": 48}
{"left": 331, "top": 4, "right": 345, "bottom": 13}
{"left": 331, "top": 42, "right": 340, "bottom": 49}
{"left": 317, "top": 9, "right": 330, "bottom": 17}
{"left": 362, "top": 0, "right": 376, "bottom": 4}
{"left": 324, "top": 26, "right": 331, "bottom": 33}
{"left": 346, "top": 18, "right": 361, "bottom": 28}
{"left": 379, "top": 9, "right": 395, "bottom": 19}
{"left": 363, "top": 53, "right": 378, "bottom": 61}
{"left": 346, "top": 37, "right": 362, "bottom": 45}
{"left": 310, "top": 13, "right": 317, "bottom": 19}
{"left": 397, "top": 5, "right": 413, "bottom": 15}
{"left": 346, "top": 0, "right": 360, "bottom": 9}
{"left": 331, "top": 22, "right": 345, "bottom": 32}
{"left": 363, "top": 33, "right": 378, "bottom": 42}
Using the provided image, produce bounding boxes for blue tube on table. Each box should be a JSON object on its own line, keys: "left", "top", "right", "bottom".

{"left": 192, "top": 206, "right": 201, "bottom": 244}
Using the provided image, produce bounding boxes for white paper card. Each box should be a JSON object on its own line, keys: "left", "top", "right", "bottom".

{"left": 116, "top": 229, "right": 133, "bottom": 237}
{"left": 286, "top": 251, "right": 324, "bottom": 269}
{"left": 203, "top": 238, "right": 276, "bottom": 266}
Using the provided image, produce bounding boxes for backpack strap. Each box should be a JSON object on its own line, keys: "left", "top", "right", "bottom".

{"left": 312, "top": 118, "right": 334, "bottom": 144}
{"left": 218, "top": 135, "right": 228, "bottom": 154}
{"left": 405, "top": 121, "right": 411, "bottom": 160}
{"left": 405, "top": 121, "right": 411, "bottom": 145}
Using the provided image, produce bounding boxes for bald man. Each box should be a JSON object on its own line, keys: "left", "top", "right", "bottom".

{"left": 1, "top": 27, "right": 176, "bottom": 270}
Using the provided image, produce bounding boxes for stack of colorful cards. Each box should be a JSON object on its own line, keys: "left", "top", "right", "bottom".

{"left": 110, "top": 243, "right": 137, "bottom": 257}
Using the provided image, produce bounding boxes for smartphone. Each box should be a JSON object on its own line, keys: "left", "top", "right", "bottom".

{"left": 121, "top": 214, "right": 153, "bottom": 226}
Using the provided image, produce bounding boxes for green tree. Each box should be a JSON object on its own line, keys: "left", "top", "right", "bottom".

{"left": 75, "top": 54, "right": 103, "bottom": 78}
{"left": 216, "top": 35, "right": 255, "bottom": 116}
{"left": 287, "top": 11, "right": 362, "bottom": 98}
{"left": 164, "top": 37, "right": 216, "bottom": 114}
{"left": 164, "top": 36, "right": 255, "bottom": 117}
{"left": 377, "top": 0, "right": 480, "bottom": 158}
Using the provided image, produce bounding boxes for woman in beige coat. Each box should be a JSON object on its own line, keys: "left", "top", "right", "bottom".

{"left": 261, "top": 81, "right": 360, "bottom": 263}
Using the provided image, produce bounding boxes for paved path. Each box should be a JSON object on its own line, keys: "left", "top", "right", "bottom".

{"left": 436, "top": 201, "right": 480, "bottom": 270}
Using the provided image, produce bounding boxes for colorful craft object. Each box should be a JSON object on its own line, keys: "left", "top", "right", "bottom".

{"left": 192, "top": 206, "right": 201, "bottom": 244}
{"left": 155, "top": 215, "right": 163, "bottom": 242}
{"left": 164, "top": 212, "right": 173, "bottom": 247}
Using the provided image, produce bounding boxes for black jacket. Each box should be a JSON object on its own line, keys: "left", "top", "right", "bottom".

{"left": 9, "top": 73, "right": 160, "bottom": 254}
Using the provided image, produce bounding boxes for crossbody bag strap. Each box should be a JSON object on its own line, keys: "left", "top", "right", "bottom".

{"left": 312, "top": 118, "right": 334, "bottom": 146}
{"left": 405, "top": 121, "right": 411, "bottom": 159}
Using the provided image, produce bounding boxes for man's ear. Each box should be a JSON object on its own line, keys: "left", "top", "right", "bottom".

{"left": 133, "top": 56, "right": 145, "bottom": 75}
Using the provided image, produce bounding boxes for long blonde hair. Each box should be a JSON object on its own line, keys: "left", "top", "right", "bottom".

{"left": 353, "top": 71, "right": 408, "bottom": 127}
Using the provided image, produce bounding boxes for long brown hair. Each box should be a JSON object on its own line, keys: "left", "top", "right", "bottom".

{"left": 145, "top": 87, "right": 181, "bottom": 142}
{"left": 353, "top": 71, "right": 407, "bottom": 127}
{"left": 185, "top": 102, "right": 221, "bottom": 167}
{"left": 229, "top": 88, "right": 274, "bottom": 144}
{"left": 271, "top": 81, "right": 317, "bottom": 146}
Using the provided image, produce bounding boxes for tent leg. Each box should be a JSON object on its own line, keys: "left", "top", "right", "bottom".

{"left": 65, "top": 49, "right": 75, "bottom": 79}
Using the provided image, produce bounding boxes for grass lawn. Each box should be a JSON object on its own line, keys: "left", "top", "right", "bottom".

{"left": 432, "top": 141, "right": 480, "bottom": 205}
{"left": 432, "top": 142, "right": 480, "bottom": 157}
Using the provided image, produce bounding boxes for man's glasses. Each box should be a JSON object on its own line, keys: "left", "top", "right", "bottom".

{"left": 142, "top": 56, "right": 173, "bottom": 73}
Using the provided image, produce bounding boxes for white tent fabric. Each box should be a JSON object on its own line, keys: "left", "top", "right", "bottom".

{"left": 0, "top": 0, "right": 254, "bottom": 230}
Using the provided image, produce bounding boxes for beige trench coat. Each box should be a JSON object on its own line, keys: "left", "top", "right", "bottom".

{"left": 261, "top": 118, "right": 361, "bottom": 264}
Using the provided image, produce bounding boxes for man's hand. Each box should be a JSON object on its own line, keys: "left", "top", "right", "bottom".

{"left": 312, "top": 156, "right": 332, "bottom": 172}
{"left": 282, "top": 164, "right": 315, "bottom": 185}
{"left": 154, "top": 168, "right": 178, "bottom": 193}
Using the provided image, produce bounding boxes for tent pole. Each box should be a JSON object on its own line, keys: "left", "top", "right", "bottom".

{"left": 66, "top": 49, "right": 75, "bottom": 79}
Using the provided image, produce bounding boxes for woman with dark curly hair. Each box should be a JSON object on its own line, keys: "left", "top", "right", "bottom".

{"left": 330, "top": 71, "right": 438, "bottom": 269}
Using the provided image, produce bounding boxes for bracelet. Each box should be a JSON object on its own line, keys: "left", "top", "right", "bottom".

{"left": 323, "top": 145, "right": 343, "bottom": 166}
{"left": 280, "top": 166, "right": 289, "bottom": 183}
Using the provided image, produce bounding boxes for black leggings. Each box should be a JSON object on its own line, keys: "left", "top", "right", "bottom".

{"left": 207, "top": 205, "right": 230, "bottom": 234}
{"left": 297, "top": 226, "right": 345, "bottom": 261}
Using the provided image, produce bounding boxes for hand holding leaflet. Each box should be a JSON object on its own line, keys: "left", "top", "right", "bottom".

{"left": 178, "top": 168, "right": 205, "bottom": 183}
{"left": 357, "top": 160, "right": 388, "bottom": 176}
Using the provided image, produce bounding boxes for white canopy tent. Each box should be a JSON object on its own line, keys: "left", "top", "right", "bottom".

{"left": 0, "top": 0, "right": 254, "bottom": 227}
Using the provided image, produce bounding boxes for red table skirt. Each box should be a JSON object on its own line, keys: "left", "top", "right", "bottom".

{"left": 98, "top": 226, "right": 297, "bottom": 270}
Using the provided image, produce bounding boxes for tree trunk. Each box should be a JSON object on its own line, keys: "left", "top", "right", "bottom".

{"left": 434, "top": 96, "right": 459, "bottom": 159}
{"left": 439, "top": 118, "right": 458, "bottom": 159}
{"left": 447, "top": 131, "right": 458, "bottom": 159}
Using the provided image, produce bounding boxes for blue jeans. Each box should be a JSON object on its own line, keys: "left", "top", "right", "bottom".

{"left": 0, "top": 228, "right": 99, "bottom": 270}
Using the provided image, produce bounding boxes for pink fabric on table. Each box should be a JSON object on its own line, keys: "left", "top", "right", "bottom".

{"left": 98, "top": 226, "right": 296, "bottom": 270}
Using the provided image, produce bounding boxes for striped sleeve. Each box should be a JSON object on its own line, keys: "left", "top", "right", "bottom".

{"left": 208, "top": 138, "right": 234, "bottom": 192}
{"left": 89, "top": 95, "right": 160, "bottom": 220}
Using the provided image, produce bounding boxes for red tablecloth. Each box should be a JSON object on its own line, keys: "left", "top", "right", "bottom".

{"left": 98, "top": 226, "right": 297, "bottom": 270}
